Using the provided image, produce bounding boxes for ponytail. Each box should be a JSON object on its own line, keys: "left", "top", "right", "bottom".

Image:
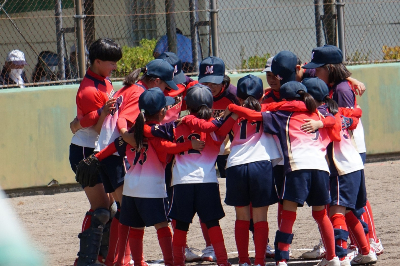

{"left": 298, "top": 91, "right": 317, "bottom": 113}
{"left": 242, "top": 96, "right": 261, "bottom": 111}
{"left": 123, "top": 67, "right": 146, "bottom": 86}
{"left": 191, "top": 105, "right": 213, "bottom": 120}
{"left": 133, "top": 111, "right": 145, "bottom": 150}
{"left": 324, "top": 96, "right": 338, "bottom": 115}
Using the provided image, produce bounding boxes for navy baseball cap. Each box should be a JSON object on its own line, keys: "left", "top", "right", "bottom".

{"left": 198, "top": 56, "right": 225, "bottom": 84}
{"left": 271, "top": 51, "right": 298, "bottom": 86}
{"left": 302, "top": 78, "right": 329, "bottom": 102}
{"left": 185, "top": 84, "right": 213, "bottom": 110}
{"left": 139, "top": 87, "right": 175, "bottom": 116}
{"left": 237, "top": 74, "right": 263, "bottom": 100}
{"left": 302, "top": 45, "right": 343, "bottom": 69}
{"left": 145, "top": 59, "right": 179, "bottom": 90}
{"left": 280, "top": 81, "right": 307, "bottom": 100}
{"left": 157, "top": 52, "right": 186, "bottom": 85}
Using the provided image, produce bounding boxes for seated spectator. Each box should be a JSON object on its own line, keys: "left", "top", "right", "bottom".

{"left": 32, "top": 51, "right": 71, "bottom": 83}
{"left": 153, "top": 28, "right": 194, "bottom": 73}
{"left": 0, "top": 50, "right": 29, "bottom": 88}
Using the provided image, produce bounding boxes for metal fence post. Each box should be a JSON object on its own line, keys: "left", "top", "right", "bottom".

{"left": 336, "top": 0, "right": 346, "bottom": 62}
{"left": 314, "top": 0, "right": 324, "bottom": 47}
{"left": 55, "top": 0, "right": 66, "bottom": 80}
{"left": 210, "top": 0, "right": 219, "bottom": 57}
{"left": 166, "top": 0, "right": 177, "bottom": 54}
{"left": 189, "top": 0, "right": 199, "bottom": 72}
{"left": 74, "top": 0, "right": 86, "bottom": 79}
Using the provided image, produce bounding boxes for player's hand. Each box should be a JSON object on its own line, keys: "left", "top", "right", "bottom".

{"left": 301, "top": 119, "right": 323, "bottom": 133}
{"left": 70, "top": 117, "right": 82, "bottom": 134}
{"left": 222, "top": 106, "right": 231, "bottom": 119}
{"left": 191, "top": 138, "right": 205, "bottom": 151}
{"left": 353, "top": 81, "right": 366, "bottom": 96}
{"left": 102, "top": 98, "right": 117, "bottom": 115}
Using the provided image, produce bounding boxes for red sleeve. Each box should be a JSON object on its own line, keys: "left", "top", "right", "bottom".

{"left": 143, "top": 124, "right": 153, "bottom": 138}
{"left": 228, "top": 104, "right": 263, "bottom": 121}
{"left": 154, "top": 138, "right": 192, "bottom": 154}
{"left": 325, "top": 113, "right": 342, "bottom": 142}
{"left": 215, "top": 116, "right": 236, "bottom": 137}
{"left": 76, "top": 85, "right": 107, "bottom": 127}
{"left": 117, "top": 117, "right": 128, "bottom": 132}
{"left": 182, "top": 115, "right": 219, "bottom": 133}
{"left": 340, "top": 107, "right": 362, "bottom": 118}
{"left": 117, "top": 91, "right": 141, "bottom": 128}
{"left": 322, "top": 116, "right": 336, "bottom": 128}
{"left": 79, "top": 110, "right": 100, "bottom": 127}
{"left": 95, "top": 142, "right": 117, "bottom": 161}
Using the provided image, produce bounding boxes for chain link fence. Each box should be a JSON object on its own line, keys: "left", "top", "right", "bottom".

{"left": 0, "top": 0, "right": 399, "bottom": 88}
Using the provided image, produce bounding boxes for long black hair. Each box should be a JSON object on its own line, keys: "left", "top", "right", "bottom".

{"left": 242, "top": 96, "right": 261, "bottom": 111}
{"left": 189, "top": 105, "right": 213, "bottom": 120}
{"left": 297, "top": 90, "right": 317, "bottom": 113}
{"left": 133, "top": 110, "right": 161, "bottom": 151}
{"left": 324, "top": 96, "right": 339, "bottom": 115}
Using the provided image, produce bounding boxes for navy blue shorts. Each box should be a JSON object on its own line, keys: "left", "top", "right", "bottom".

{"left": 273, "top": 165, "right": 285, "bottom": 200}
{"left": 98, "top": 155, "right": 125, "bottom": 193}
{"left": 330, "top": 170, "right": 367, "bottom": 210}
{"left": 168, "top": 183, "right": 225, "bottom": 224}
{"left": 69, "top": 144, "right": 102, "bottom": 188}
{"left": 225, "top": 160, "right": 278, "bottom": 207}
{"left": 120, "top": 196, "right": 169, "bottom": 227}
{"left": 359, "top": 153, "right": 366, "bottom": 165}
{"left": 281, "top": 169, "right": 330, "bottom": 207}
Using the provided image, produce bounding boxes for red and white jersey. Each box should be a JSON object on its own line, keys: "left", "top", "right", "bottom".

{"left": 162, "top": 99, "right": 182, "bottom": 124}
{"left": 72, "top": 68, "right": 115, "bottom": 148}
{"left": 330, "top": 80, "right": 366, "bottom": 153}
{"left": 171, "top": 123, "right": 225, "bottom": 185}
{"left": 262, "top": 104, "right": 330, "bottom": 174}
{"left": 227, "top": 118, "right": 282, "bottom": 168}
{"left": 96, "top": 82, "right": 146, "bottom": 152}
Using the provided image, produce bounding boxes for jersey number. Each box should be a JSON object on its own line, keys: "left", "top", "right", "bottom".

{"left": 131, "top": 143, "right": 149, "bottom": 165}
{"left": 239, "top": 120, "right": 261, "bottom": 139}
{"left": 176, "top": 133, "right": 201, "bottom": 155}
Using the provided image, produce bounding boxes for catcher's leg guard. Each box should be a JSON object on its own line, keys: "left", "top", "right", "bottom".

{"left": 76, "top": 208, "right": 110, "bottom": 266}
{"left": 99, "top": 219, "right": 112, "bottom": 260}
{"left": 334, "top": 228, "right": 349, "bottom": 258}
{"left": 274, "top": 230, "right": 293, "bottom": 262}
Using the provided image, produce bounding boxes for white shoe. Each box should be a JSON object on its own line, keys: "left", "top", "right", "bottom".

{"left": 316, "top": 256, "right": 340, "bottom": 266}
{"left": 265, "top": 244, "right": 275, "bottom": 258}
{"left": 350, "top": 250, "right": 378, "bottom": 265}
{"left": 340, "top": 258, "right": 351, "bottom": 266}
{"left": 201, "top": 245, "right": 216, "bottom": 262}
{"left": 369, "top": 238, "right": 384, "bottom": 255}
{"left": 185, "top": 247, "right": 201, "bottom": 262}
{"left": 130, "top": 259, "right": 134, "bottom": 265}
{"left": 277, "top": 262, "right": 288, "bottom": 266}
{"left": 345, "top": 245, "right": 358, "bottom": 262}
{"left": 239, "top": 263, "right": 251, "bottom": 266}
{"left": 301, "top": 240, "right": 326, "bottom": 259}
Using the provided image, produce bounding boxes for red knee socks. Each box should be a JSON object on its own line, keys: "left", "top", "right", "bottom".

{"left": 200, "top": 220, "right": 212, "bottom": 247}
{"left": 157, "top": 227, "right": 173, "bottom": 266}
{"left": 330, "top": 213, "right": 348, "bottom": 260}
{"left": 364, "top": 201, "right": 378, "bottom": 242}
{"left": 105, "top": 216, "right": 121, "bottom": 265}
{"left": 254, "top": 221, "right": 269, "bottom": 265}
{"left": 345, "top": 211, "right": 370, "bottom": 255}
{"left": 116, "top": 224, "right": 134, "bottom": 266}
{"left": 278, "top": 210, "right": 296, "bottom": 252}
{"left": 128, "top": 228, "right": 145, "bottom": 266}
{"left": 82, "top": 209, "right": 93, "bottom": 232}
{"left": 172, "top": 229, "right": 187, "bottom": 266}
{"left": 235, "top": 220, "right": 251, "bottom": 264}
{"left": 313, "top": 209, "right": 335, "bottom": 261}
{"left": 208, "top": 226, "right": 229, "bottom": 265}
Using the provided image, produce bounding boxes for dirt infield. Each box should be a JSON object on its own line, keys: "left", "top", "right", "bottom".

{"left": 6, "top": 160, "right": 400, "bottom": 266}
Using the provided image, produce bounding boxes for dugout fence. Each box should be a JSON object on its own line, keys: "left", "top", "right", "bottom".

{"left": 0, "top": 0, "right": 399, "bottom": 87}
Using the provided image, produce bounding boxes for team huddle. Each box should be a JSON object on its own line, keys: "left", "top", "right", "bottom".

{"left": 69, "top": 38, "right": 383, "bottom": 266}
